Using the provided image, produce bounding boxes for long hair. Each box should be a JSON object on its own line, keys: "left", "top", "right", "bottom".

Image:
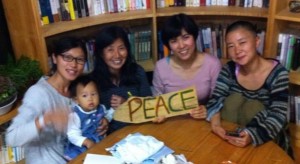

{"left": 91, "top": 25, "right": 139, "bottom": 90}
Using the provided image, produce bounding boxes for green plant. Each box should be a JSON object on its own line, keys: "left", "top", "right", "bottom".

{"left": 0, "top": 56, "right": 43, "bottom": 99}
{"left": 0, "top": 76, "right": 17, "bottom": 106}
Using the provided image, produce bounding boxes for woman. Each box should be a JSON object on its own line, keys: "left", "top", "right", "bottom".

{"left": 206, "top": 20, "right": 293, "bottom": 157}
{"left": 152, "top": 13, "right": 222, "bottom": 120}
{"left": 91, "top": 25, "right": 152, "bottom": 133}
{"left": 5, "top": 37, "right": 107, "bottom": 163}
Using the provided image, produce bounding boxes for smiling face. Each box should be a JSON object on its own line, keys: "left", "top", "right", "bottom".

{"left": 102, "top": 38, "right": 128, "bottom": 75}
{"left": 226, "top": 28, "right": 260, "bottom": 66}
{"left": 168, "top": 29, "right": 196, "bottom": 61}
{"left": 52, "top": 47, "right": 86, "bottom": 81}
{"left": 75, "top": 81, "right": 100, "bottom": 112}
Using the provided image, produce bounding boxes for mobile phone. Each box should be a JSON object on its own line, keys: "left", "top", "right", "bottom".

{"left": 226, "top": 131, "right": 240, "bottom": 137}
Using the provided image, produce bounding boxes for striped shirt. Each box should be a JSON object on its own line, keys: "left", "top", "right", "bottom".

{"left": 206, "top": 60, "right": 292, "bottom": 156}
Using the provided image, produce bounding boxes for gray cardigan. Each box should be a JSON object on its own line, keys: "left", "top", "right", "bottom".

{"left": 6, "top": 77, "right": 71, "bottom": 164}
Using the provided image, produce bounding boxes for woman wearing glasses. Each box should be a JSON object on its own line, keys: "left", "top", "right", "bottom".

{"left": 91, "top": 26, "right": 152, "bottom": 134}
{"left": 5, "top": 37, "right": 97, "bottom": 164}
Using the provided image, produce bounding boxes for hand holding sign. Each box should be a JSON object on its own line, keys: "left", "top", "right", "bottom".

{"left": 113, "top": 87, "right": 199, "bottom": 123}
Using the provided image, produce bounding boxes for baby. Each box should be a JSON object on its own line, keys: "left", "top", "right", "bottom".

{"left": 64, "top": 74, "right": 114, "bottom": 161}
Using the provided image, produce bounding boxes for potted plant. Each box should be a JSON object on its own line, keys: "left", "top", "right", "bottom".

{"left": 0, "top": 56, "right": 43, "bottom": 115}
{"left": 0, "top": 76, "right": 17, "bottom": 115}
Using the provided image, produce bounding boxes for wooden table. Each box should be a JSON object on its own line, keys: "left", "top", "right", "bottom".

{"left": 69, "top": 116, "right": 294, "bottom": 164}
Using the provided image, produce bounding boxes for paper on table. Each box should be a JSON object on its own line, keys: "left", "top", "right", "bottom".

{"left": 83, "top": 154, "right": 124, "bottom": 164}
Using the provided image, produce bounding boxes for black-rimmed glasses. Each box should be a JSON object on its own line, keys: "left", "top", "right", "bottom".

{"left": 58, "top": 54, "right": 86, "bottom": 65}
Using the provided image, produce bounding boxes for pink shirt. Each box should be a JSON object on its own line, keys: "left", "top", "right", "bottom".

{"left": 152, "top": 54, "right": 222, "bottom": 104}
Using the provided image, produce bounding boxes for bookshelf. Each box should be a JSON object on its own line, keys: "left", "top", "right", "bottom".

{"left": 268, "top": 2, "right": 300, "bottom": 162}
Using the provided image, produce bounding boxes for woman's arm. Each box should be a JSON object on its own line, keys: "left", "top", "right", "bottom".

{"left": 6, "top": 86, "right": 49, "bottom": 146}
{"left": 245, "top": 70, "right": 289, "bottom": 146}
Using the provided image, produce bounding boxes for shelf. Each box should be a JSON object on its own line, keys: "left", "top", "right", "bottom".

{"left": 43, "top": 10, "right": 154, "bottom": 37}
{"left": 289, "top": 123, "right": 300, "bottom": 162}
{"left": 156, "top": 6, "right": 269, "bottom": 18}
{"left": 275, "top": 8, "right": 300, "bottom": 23}
{"left": 0, "top": 103, "right": 19, "bottom": 125}
{"left": 290, "top": 71, "right": 300, "bottom": 85}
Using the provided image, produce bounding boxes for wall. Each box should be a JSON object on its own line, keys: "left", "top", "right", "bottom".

{"left": 0, "top": 0, "right": 13, "bottom": 64}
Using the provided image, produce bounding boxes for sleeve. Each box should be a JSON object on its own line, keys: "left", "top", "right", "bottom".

{"left": 137, "top": 65, "right": 152, "bottom": 97}
{"left": 102, "top": 105, "right": 115, "bottom": 122}
{"left": 152, "top": 61, "right": 165, "bottom": 96}
{"left": 206, "top": 65, "right": 231, "bottom": 121}
{"left": 209, "top": 57, "right": 222, "bottom": 97}
{"left": 6, "top": 85, "right": 47, "bottom": 147}
{"left": 67, "top": 112, "right": 86, "bottom": 147}
{"left": 246, "top": 69, "right": 289, "bottom": 146}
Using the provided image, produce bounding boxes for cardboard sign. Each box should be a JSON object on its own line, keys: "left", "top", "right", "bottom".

{"left": 113, "top": 86, "right": 199, "bottom": 123}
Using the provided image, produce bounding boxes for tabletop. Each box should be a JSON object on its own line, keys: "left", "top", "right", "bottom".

{"left": 69, "top": 115, "right": 294, "bottom": 164}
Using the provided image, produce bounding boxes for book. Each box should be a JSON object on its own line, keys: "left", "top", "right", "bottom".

{"left": 68, "top": 0, "right": 76, "bottom": 20}
{"left": 39, "top": 0, "right": 54, "bottom": 24}
{"left": 292, "top": 37, "right": 300, "bottom": 71}
{"left": 285, "top": 35, "right": 296, "bottom": 70}
{"left": 295, "top": 96, "right": 300, "bottom": 125}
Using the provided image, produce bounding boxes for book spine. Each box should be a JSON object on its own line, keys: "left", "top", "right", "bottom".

{"left": 68, "top": 0, "right": 76, "bottom": 20}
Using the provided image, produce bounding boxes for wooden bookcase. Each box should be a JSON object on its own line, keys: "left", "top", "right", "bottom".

{"left": 1, "top": 0, "right": 300, "bottom": 162}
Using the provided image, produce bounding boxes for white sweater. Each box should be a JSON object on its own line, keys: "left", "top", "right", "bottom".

{"left": 6, "top": 77, "right": 71, "bottom": 164}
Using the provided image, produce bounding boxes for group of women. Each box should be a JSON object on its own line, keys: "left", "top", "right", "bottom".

{"left": 5, "top": 13, "right": 293, "bottom": 163}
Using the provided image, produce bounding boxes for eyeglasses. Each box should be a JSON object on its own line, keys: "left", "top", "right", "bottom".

{"left": 58, "top": 54, "right": 86, "bottom": 65}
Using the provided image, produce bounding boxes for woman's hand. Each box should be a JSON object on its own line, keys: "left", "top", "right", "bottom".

{"left": 211, "top": 124, "right": 227, "bottom": 140}
{"left": 39, "top": 108, "right": 70, "bottom": 133}
{"left": 189, "top": 105, "right": 207, "bottom": 119}
{"left": 152, "top": 116, "right": 167, "bottom": 123}
{"left": 110, "top": 94, "right": 126, "bottom": 109}
{"left": 225, "top": 130, "right": 252, "bottom": 147}
{"left": 97, "top": 118, "right": 109, "bottom": 136}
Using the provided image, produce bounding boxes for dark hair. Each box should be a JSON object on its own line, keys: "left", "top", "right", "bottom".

{"left": 161, "top": 13, "right": 198, "bottom": 49}
{"left": 69, "top": 74, "right": 98, "bottom": 98}
{"left": 51, "top": 37, "right": 87, "bottom": 72}
{"left": 225, "top": 20, "right": 257, "bottom": 37}
{"left": 91, "top": 25, "right": 139, "bottom": 90}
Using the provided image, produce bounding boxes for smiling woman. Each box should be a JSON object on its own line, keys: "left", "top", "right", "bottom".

{"left": 5, "top": 37, "right": 87, "bottom": 164}
{"left": 91, "top": 25, "right": 152, "bottom": 134}
{"left": 206, "top": 20, "right": 293, "bottom": 159}
{"left": 152, "top": 13, "right": 222, "bottom": 121}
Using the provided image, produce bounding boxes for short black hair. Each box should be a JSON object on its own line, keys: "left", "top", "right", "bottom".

{"left": 69, "top": 74, "right": 98, "bottom": 98}
{"left": 161, "top": 13, "right": 198, "bottom": 50}
{"left": 51, "top": 37, "right": 87, "bottom": 73}
{"left": 225, "top": 20, "right": 257, "bottom": 37}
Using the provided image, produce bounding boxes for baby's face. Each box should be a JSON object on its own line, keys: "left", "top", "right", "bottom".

{"left": 75, "top": 82, "right": 100, "bottom": 112}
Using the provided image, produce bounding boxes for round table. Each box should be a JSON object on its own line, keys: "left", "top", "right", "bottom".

{"left": 69, "top": 115, "right": 294, "bottom": 164}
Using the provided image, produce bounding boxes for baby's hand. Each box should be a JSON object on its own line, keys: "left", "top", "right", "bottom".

{"left": 110, "top": 94, "right": 126, "bottom": 109}
{"left": 83, "top": 139, "right": 95, "bottom": 149}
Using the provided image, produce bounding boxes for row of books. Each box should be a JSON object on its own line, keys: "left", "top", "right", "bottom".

{"left": 156, "top": 0, "right": 269, "bottom": 8}
{"left": 288, "top": 95, "right": 300, "bottom": 125}
{"left": 128, "top": 28, "right": 152, "bottom": 62}
{"left": 157, "top": 24, "right": 265, "bottom": 60}
{"left": 277, "top": 33, "right": 300, "bottom": 71}
{"left": 0, "top": 124, "right": 24, "bottom": 164}
{"left": 38, "top": 0, "right": 150, "bottom": 25}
